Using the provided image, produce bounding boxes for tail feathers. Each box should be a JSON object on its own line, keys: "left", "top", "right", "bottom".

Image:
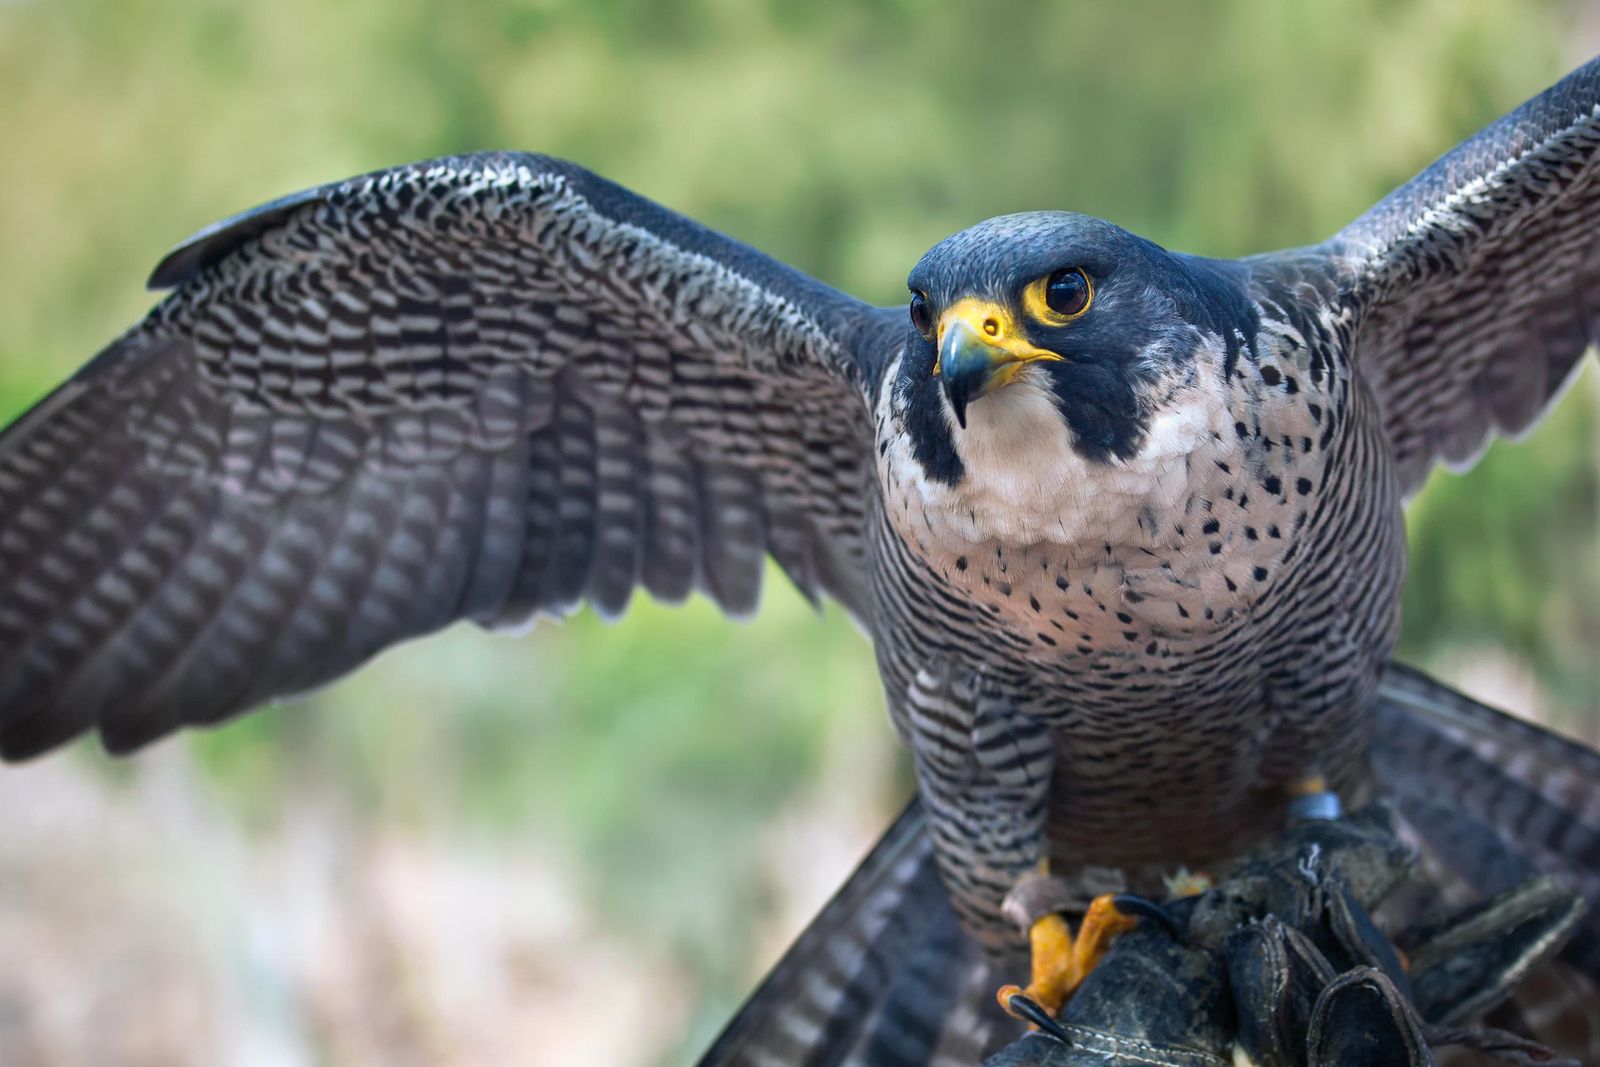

{"left": 1373, "top": 662, "right": 1600, "bottom": 1060}
{"left": 697, "top": 797, "right": 1021, "bottom": 1067}
{"left": 1374, "top": 663, "right": 1600, "bottom": 975}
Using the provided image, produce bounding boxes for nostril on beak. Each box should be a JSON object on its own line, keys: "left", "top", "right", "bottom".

{"left": 982, "top": 318, "right": 1000, "bottom": 337}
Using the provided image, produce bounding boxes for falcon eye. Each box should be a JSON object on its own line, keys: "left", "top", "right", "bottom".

{"left": 909, "top": 290, "right": 934, "bottom": 340}
{"left": 1044, "top": 268, "right": 1092, "bottom": 319}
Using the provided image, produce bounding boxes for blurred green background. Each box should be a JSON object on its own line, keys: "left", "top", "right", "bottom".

{"left": 1, "top": 2, "right": 1597, "bottom": 1064}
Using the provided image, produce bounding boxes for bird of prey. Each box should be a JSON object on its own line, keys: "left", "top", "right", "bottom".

{"left": 4, "top": 47, "right": 1600, "bottom": 1065}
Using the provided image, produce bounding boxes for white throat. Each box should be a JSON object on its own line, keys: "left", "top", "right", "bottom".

{"left": 878, "top": 362, "right": 1217, "bottom": 556}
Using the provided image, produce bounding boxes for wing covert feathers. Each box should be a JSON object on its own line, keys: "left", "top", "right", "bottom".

{"left": 1334, "top": 56, "right": 1600, "bottom": 493}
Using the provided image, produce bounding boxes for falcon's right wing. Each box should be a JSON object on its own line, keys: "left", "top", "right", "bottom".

{"left": 0, "top": 153, "right": 902, "bottom": 759}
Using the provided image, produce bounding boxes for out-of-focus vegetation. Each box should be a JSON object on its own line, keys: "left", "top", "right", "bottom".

{"left": 0, "top": 2, "right": 1596, "bottom": 1063}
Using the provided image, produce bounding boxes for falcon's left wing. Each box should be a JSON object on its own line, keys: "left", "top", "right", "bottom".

{"left": 1332, "top": 55, "right": 1600, "bottom": 494}
{"left": 0, "top": 153, "right": 901, "bottom": 759}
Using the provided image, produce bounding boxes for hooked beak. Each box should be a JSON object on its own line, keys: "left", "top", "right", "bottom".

{"left": 934, "top": 298, "right": 1062, "bottom": 428}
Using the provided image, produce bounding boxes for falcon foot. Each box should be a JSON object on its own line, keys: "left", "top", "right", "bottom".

{"left": 996, "top": 894, "right": 1137, "bottom": 1023}
{"left": 1286, "top": 775, "right": 1343, "bottom": 825}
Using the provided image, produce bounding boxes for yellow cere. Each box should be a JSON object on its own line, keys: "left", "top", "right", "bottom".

{"left": 933, "top": 297, "right": 1064, "bottom": 381}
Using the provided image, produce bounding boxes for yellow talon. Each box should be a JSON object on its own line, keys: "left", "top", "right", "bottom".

{"left": 1072, "top": 895, "right": 1137, "bottom": 979}
{"left": 997, "top": 913, "right": 1074, "bottom": 1015}
{"left": 998, "top": 894, "right": 1136, "bottom": 1024}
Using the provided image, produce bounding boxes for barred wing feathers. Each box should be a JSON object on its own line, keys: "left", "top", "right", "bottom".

{"left": 0, "top": 153, "right": 896, "bottom": 759}
{"left": 1334, "top": 55, "right": 1600, "bottom": 494}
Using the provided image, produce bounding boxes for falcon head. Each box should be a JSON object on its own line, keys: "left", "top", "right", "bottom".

{"left": 894, "top": 212, "right": 1257, "bottom": 479}
{"left": 881, "top": 212, "right": 1258, "bottom": 547}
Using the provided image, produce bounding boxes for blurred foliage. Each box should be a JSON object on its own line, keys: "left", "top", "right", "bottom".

{"left": 1, "top": 0, "right": 1597, "bottom": 1059}
{"left": 1400, "top": 367, "right": 1600, "bottom": 737}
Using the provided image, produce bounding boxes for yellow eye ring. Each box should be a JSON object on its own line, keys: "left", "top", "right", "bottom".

{"left": 1023, "top": 267, "right": 1093, "bottom": 326}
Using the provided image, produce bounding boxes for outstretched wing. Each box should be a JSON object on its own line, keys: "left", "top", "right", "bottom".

{"left": 1333, "top": 56, "right": 1600, "bottom": 494}
{"left": 0, "top": 153, "right": 898, "bottom": 759}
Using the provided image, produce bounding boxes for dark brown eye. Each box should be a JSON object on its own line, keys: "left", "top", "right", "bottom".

{"left": 909, "top": 290, "right": 934, "bottom": 339}
{"left": 1044, "top": 268, "right": 1091, "bottom": 318}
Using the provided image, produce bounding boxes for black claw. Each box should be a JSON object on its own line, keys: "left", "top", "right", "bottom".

{"left": 1005, "top": 992, "right": 1070, "bottom": 1043}
{"left": 1111, "top": 893, "right": 1185, "bottom": 941}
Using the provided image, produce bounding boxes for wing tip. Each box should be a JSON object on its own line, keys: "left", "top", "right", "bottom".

{"left": 0, "top": 710, "right": 94, "bottom": 763}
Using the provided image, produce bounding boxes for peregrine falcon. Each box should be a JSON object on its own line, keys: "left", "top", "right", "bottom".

{"left": 4, "top": 51, "right": 1600, "bottom": 1064}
